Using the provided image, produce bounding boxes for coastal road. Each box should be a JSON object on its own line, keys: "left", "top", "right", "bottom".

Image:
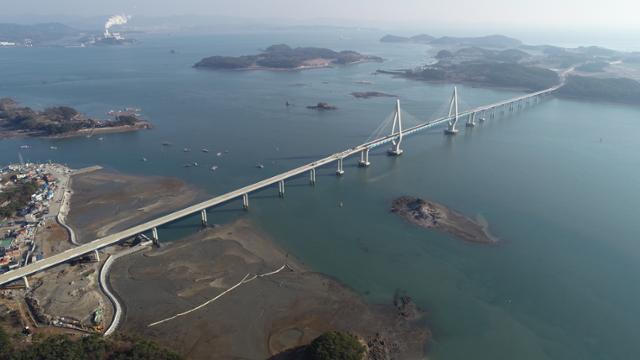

{"left": 0, "top": 84, "right": 559, "bottom": 287}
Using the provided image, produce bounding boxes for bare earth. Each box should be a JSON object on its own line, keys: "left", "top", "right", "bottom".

{"left": 110, "top": 219, "right": 430, "bottom": 360}
{"left": 66, "top": 169, "right": 205, "bottom": 243}
{"left": 22, "top": 169, "right": 204, "bottom": 334}
{"left": 391, "top": 196, "right": 498, "bottom": 244}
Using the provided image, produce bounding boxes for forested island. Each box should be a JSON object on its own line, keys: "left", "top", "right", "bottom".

{"left": 0, "top": 98, "right": 150, "bottom": 138}
{"left": 194, "top": 44, "right": 383, "bottom": 70}
{"left": 558, "top": 75, "right": 640, "bottom": 104}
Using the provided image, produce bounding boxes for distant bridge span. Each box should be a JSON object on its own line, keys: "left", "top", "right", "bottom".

{"left": 0, "top": 85, "right": 558, "bottom": 286}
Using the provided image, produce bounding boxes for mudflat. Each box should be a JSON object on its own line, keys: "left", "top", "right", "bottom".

{"left": 66, "top": 169, "right": 205, "bottom": 243}
{"left": 109, "top": 219, "right": 429, "bottom": 360}
{"left": 391, "top": 196, "right": 498, "bottom": 244}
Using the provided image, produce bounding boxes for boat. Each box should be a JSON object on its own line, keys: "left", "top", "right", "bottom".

{"left": 98, "top": 137, "right": 104, "bottom": 141}
{"left": 19, "top": 145, "right": 30, "bottom": 149}
{"left": 256, "top": 164, "right": 265, "bottom": 169}
{"left": 216, "top": 152, "right": 222, "bottom": 157}
{"left": 210, "top": 166, "right": 218, "bottom": 171}
{"left": 49, "top": 146, "right": 58, "bottom": 150}
{"left": 183, "top": 163, "right": 192, "bottom": 168}
{"left": 201, "top": 148, "right": 209, "bottom": 153}
{"left": 193, "top": 162, "right": 199, "bottom": 167}
{"left": 162, "top": 142, "right": 172, "bottom": 146}
{"left": 183, "top": 148, "right": 191, "bottom": 152}
{"left": 141, "top": 157, "right": 148, "bottom": 162}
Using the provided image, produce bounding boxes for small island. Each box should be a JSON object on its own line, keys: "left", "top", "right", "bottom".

{"left": 391, "top": 196, "right": 498, "bottom": 244}
{"left": 351, "top": 91, "right": 396, "bottom": 99}
{"left": 194, "top": 44, "right": 383, "bottom": 71}
{"left": 0, "top": 98, "right": 151, "bottom": 139}
{"left": 306, "top": 102, "right": 337, "bottom": 110}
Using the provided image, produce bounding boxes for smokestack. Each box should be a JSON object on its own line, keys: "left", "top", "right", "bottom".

{"left": 104, "top": 14, "right": 130, "bottom": 38}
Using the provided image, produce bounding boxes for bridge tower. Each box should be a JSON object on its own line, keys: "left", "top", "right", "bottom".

{"left": 151, "top": 227, "right": 159, "bottom": 246}
{"left": 388, "top": 99, "right": 404, "bottom": 156}
{"left": 444, "top": 87, "right": 460, "bottom": 135}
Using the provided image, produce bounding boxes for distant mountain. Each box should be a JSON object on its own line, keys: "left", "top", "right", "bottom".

{"left": 380, "top": 34, "right": 434, "bottom": 44}
{"left": 429, "top": 35, "right": 521, "bottom": 48}
{"left": 0, "top": 23, "right": 79, "bottom": 44}
{"left": 380, "top": 34, "right": 522, "bottom": 48}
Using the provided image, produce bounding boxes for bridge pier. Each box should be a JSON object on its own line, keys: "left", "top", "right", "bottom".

{"left": 278, "top": 180, "right": 285, "bottom": 197}
{"left": 94, "top": 249, "right": 100, "bottom": 262}
{"left": 309, "top": 168, "right": 316, "bottom": 185}
{"left": 242, "top": 193, "right": 249, "bottom": 209}
{"left": 466, "top": 112, "right": 476, "bottom": 127}
{"left": 200, "top": 209, "right": 208, "bottom": 227}
{"left": 23, "top": 276, "right": 29, "bottom": 289}
{"left": 358, "top": 148, "right": 370, "bottom": 167}
{"left": 479, "top": 111, "right": 486, "bottom": 122}
{"left": 151, "top": 227, "right": 159, "bottom": 245}
{"left": 336, "top": 158, "right": 345, "bottom": 176}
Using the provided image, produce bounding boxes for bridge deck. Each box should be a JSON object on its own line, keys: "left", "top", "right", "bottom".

{"left": 0, "top": 86, "right": 556, "bottom": 286}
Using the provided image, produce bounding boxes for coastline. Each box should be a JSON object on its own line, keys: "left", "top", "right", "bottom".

{"left": 0, "top": 121, "right": 152, "bottom": 140}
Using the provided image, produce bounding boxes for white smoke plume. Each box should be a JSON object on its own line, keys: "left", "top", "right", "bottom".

{"left": 105, "top": 14, "right": 130, "bottom": 31}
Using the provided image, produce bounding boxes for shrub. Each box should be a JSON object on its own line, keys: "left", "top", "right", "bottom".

{"left": 306, "top": 331, "right": 366, "bottom": 360}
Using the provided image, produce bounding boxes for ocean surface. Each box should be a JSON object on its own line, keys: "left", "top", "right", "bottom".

{"left": 1, "top": 30, "right": 639, "bottom": 359}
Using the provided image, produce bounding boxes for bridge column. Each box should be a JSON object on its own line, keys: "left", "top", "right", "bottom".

{"left": 200, "top": 209, "right": 207, "bottom": 227}
{"left": 358, "top": 148, "right": 370, "bottom": 167}
{"left": 94, "top": 249, "right": 100, "bottom": 262}
{"left": 23, "top": 276, "right": 29, "bottom": 289}
{"left": 388, "top": 99, "right": 404, "bottom": 155}
{"left": 278, "top": 180, "right": 285, "bottom": 197}
{"left": 336, "top": 158, "right": 345, "bottom": 176}
{"left": 444, "top": 86, "right": 460, "bottom": 135}
{"left": 242, "top": 193, "right": 249, "bottom": 210}
{"left": 479, "top": 111, "right": 486, "bottom": 122}
{"left": 151, "top": 227, "right": 159, "bottom": 244}
{"left": 309, "top": 168, "right": 316, "bottom": 185}
{"left": 466, "top": 112, "right": 476, "bottom": 127}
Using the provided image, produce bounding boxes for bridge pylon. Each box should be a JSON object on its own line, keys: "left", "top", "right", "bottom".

{"left": 388, "top": 99, "right": 404, "bottom": 156}
{"left": 444, "top": 87, "right": 460, "bottom": 135}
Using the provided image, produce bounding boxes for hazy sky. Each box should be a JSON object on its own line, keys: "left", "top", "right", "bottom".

{"left": 4, "top": 0, "right": 640, "bottom": 30}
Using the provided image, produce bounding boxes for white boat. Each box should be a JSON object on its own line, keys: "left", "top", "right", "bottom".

{"left": 19, "top": 145, "right": 30, "bottom": 149}
{"left": 98, "top": 137, "right": 104, "bottom": 141}
{"left": 210, "top": 166, "right": 218, "bottom": 171}
{"left": 256, "top": 164, "right": 264, "bottom": 169}
{"left": 183, "top": 148, "right": 191, "bottom": 152}
{"left": 193, "top": 162, "right": 199, "bottom": 167}
{"left": 201, "top": 148, "right": 209, "bottom": 153}
{"left": 141, "top": 157, "right": 148, "bottom": 162}
{"left": 216, "top": 152, "right": 222, "bottom": 157}
{"left": 49, "top": 146, "right": 58, "bottom": 150}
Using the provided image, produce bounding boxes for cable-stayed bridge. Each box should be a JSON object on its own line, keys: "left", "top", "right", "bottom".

{"left": 0, "top": 85, "right": 558, "bottom": 287}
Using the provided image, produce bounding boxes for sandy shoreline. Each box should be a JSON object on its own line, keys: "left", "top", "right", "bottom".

{"left": 109, "top": 219, "right": 430, "bottom": 359}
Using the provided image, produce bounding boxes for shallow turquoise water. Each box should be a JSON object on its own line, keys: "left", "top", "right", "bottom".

{"left": 1, "top": 30, "right": 639, "bottom": 359}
